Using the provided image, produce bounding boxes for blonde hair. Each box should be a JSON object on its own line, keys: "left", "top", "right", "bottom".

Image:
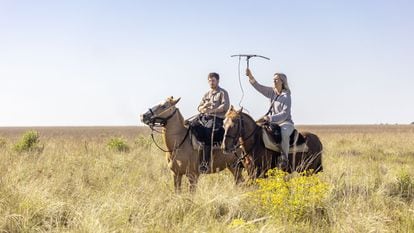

{"left": 274, "top": 73, "right": 290, "bottom": 93}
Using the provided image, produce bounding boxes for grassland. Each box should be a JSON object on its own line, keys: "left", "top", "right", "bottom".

{"left": 0, "top": 125, "right": 413, "bottom": 232}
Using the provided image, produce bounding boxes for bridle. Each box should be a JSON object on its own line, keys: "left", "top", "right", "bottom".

{"left": 146, "top": 106, "right": 178, "bottom": 127}
{"left": 146, "top": 105, "right": 190, "bottom": 153}
{"left": 224, "top": 113, "right": 260, "bottom": 154}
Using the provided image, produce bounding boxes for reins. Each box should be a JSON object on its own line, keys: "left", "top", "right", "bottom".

{"left": 225, "top": 113, "right": 261, "bottom": 155}
{"left": 148, "top": 108, "right": 190, "bottom": 153}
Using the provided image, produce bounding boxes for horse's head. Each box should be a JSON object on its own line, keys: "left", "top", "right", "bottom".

{"left": 222, "top": 105, "right": 244, "bottom": 153}
{"left": 140, "top": 96, "right": 181, "bottom": 127}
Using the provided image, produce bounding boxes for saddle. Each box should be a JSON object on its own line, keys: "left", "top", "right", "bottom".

{"left": 187, "top": 115, "right": 224, "bottom": 151}
{"left": 190, "top": 127, "right": 224, "bottom": 150}
{"left": 262, "top": 124, "right": 308, "bottom": 153}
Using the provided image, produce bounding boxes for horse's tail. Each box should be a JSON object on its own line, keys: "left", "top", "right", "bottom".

{"left": 302, "top": 132, "right": 323, "bottom": 173}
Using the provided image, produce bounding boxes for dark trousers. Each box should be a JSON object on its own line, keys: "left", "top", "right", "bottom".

{"left": 191, "top": 115, "right": 224, "bottom": 165}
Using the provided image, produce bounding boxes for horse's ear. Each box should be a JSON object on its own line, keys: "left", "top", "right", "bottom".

{"left": 229, "top": 105, "right": 234, "bottom": 111}
{"left": 237, "top": 107, "right": 243, "bottom": 114}
{"left": 171, "top": 97, "right": 181, "bottom": 105}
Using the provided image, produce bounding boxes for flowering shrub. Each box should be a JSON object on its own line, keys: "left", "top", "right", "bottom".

{"left": 107, "top": 137, "right": 130, "bottom": 152}
{"left": 396, "top": 170, "right": 413, "bottom": 200}
{"left": 13, "top": 130, "right": 42, "bottom": 153}
{"left": 250, "top": 168, "right": 330, "bottom": 220}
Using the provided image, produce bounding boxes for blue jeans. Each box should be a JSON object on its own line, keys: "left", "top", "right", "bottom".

{"left": 280, "top": 123, "right": 294, "bottom": 158}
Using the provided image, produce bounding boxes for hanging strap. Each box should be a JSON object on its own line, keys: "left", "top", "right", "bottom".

{"left": 150, "top": 126, "right": 191, "bottom": 153}
{"left": 265, "top": 94, "right": 280, "bottom": 116}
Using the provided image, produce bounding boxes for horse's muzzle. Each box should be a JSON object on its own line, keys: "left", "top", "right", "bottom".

{"left": 140, "top": 113, "right": 151, "bottom": 125}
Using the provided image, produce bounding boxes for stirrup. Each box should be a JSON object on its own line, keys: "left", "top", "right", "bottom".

{"left": 199, "top": 161, "right": 209, "bottom": 173}
{"left": 277, "top": 156, "right": 288, "bottom": 170}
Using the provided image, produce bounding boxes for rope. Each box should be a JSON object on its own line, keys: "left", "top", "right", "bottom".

{"left": 209, "top": 114, "right": 216, "bottom": 160}
{"left": 235, "top": 56, "right": 251, "bottom": 114}
{"left": 150, "top": 125, "right": 191, "bottom": 153}
{"left": 237, "top": 56, "right": 244, "bottom": 108}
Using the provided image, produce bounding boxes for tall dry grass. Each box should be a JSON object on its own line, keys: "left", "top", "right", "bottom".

{"left": 0, "top": 126, "right": 413, "bottom": 232}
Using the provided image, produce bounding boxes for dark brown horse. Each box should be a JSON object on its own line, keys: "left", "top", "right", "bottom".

{"left": 222, "top": 106, "right": 323, "bottom": 179}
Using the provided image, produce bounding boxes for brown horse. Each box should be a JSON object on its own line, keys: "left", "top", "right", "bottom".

{"left": 222, "top": 106, "right": 323, "bottom": 179}
{"left": 140, "top": 97, "right": 244, "bottom": 192}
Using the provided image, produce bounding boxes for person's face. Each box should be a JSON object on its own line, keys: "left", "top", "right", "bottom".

{"left": 208, "top": 77, "right": 218, "bottom": 89}
{"left": 273, "top": 75, "right": 283, "bottom": 90}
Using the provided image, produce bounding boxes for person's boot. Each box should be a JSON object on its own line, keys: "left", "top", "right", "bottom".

{"left": 277, "top": 154, "right": 288, "bottom": 170}
{"left": 199, "top": 146, "right": 211, "bottom": 174}
{"left": 198, "top": 148, "right": 206, "bottom": 173}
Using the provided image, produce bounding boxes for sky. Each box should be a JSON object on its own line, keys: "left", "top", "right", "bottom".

{"left": 1, "top": 0, "right": 413, "bottom": 126}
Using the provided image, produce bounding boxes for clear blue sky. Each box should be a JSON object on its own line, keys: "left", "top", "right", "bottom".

{"left": 1, "top": 0, "right": 413, "bottom": 126}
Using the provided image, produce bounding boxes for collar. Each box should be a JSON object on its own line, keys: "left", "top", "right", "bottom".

{"left": 210, "top": 86, "right": 221, "bottom": 94}
{"left": 273, "top": 89, "right": 289, "bottom": 96}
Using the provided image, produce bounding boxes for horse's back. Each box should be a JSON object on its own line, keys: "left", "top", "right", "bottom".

{"left": 295, "top": 131, "right": 323, "bottom": 173}
{"left": 300, "top": 131, "right": 323, "bottom": 152}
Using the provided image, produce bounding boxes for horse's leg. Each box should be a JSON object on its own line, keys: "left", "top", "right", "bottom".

{"left": 308, "top": 151, "right": 323, "bottom": 173}
{"left": 315, "top": 154, "right": 323, "bottom": 173}
{"left": 186, "top": 173, "right": 199, "bottom": 193}
{"left": 256, "top": 164, "right": 263, "bottom": 178}
{"left": 228, "top": 162, "right": 244, "bottom": 185}
{"left": 173, "top": 173, "right": 183, "bottom": 193}
{"left": 262, "top": 150, "right": 274, "bottom": 177}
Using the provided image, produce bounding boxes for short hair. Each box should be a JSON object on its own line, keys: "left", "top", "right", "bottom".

{"left": 208, "top": 72, "right": 220, "bottom": 80}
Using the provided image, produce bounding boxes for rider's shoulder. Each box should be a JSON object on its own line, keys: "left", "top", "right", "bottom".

{"left": 277, "top": 91, "right": 291, "bottom": 101}
{"left": 280, "top": 90, "right": 291, "bottom": 97}
{"left": 218, "top": 86, "right": 229, "bottom": 95}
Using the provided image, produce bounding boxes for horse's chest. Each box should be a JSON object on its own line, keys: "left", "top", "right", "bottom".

{"left": 166, "top": 156, "right": 185, "bottom": 169}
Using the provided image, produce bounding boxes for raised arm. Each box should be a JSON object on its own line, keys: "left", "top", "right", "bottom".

{"left": 246, "top": 68, "right": 274, "bottom": 99}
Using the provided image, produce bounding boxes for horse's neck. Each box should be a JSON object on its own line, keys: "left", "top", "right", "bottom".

{"left": 163, "top": 109, "right": 187, "bottom": 151}
{"left": 241, "top": 113, "right": 259, "bottom": 152}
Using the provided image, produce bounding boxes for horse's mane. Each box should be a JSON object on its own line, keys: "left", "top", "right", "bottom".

{"left": 225, "top": 109, "right": 239, "bottom": 119}
{"left": 240, "top": 112, "right": 257, "bottom": 125}
{"left": 225, "top": 109, "right": 257, "bottom": 126}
